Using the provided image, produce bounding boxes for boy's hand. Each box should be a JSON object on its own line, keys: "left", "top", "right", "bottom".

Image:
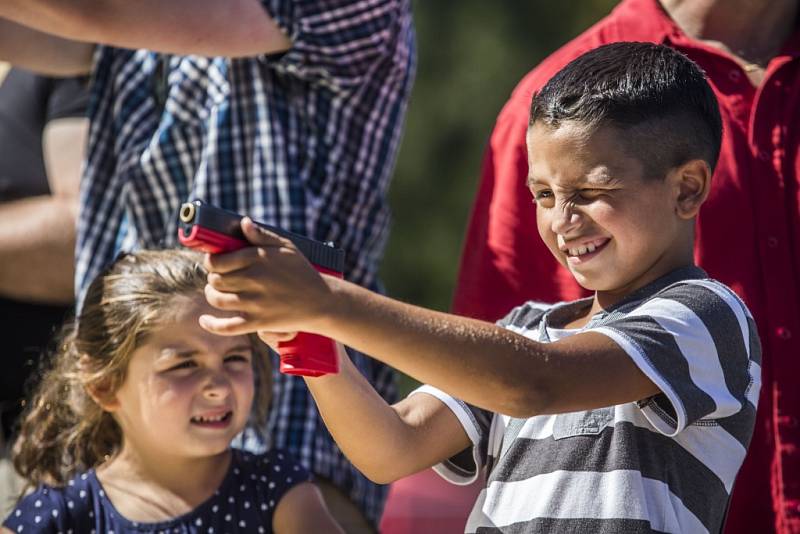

{"left": 199, "top": 218, "right": 335, "bottom": 336}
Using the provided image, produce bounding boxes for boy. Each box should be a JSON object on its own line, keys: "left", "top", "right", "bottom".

{"left": 200, "top": 42, "right": 761, "bottom": 533}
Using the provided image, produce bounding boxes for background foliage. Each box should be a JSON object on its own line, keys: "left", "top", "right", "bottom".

{"left": 381, "top": 0, "right": 619, "bottom": 312}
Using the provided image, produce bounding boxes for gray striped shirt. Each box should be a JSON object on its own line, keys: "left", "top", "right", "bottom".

{"left": 415, "top": 267, "right": 761, "bottom": 533}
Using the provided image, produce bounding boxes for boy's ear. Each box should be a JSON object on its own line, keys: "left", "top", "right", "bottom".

{"left": 672, "top": 159, "right": 712, "bottom": 219}
{"left": 79, "top": 355, "right": 120, "bottom": 412}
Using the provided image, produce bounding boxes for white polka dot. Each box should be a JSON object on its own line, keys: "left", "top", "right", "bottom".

{"left": 195, "top": 518, "right": 203, "bottom": 526}
{"left": 244, "top": 501, "right": 250, "bottom": 509}
{"left": 260, "top": 476, "right": 267, "bottom": 482}
{"left": 16, "top": 525, "right": 22, "bottom": 532}
{"left": 239, "top": 520, "right": 246, "bottom": 528}
{"left": 52, "top": 510, "right": 59, "bottom": 518}
{"left": 234, "top": 468, "right": 240, "bottom": 475}
{"left": 80, "top": 474, "right": 87, "bottom": 480}
{"left": 67, "top": 501, "right": 74, "bottom": 509}
{"left": 268, "top": 482, "right": 275, "bottom": 489}
{"left": 89, "top": 511, "right": 94, "bottom": 518}
{"left": 258, "top": 528, "right": 265, "bottom": 534}
{"left": 261, "top": 503, "right": 267, "bottom": 511}
{"left": 274, "top": 465, "right": 281, "bottom": 472}
{"left": 269, "top": 500, "right": 275, "bottom": 507}
{"left": 278, "top": 453, "right": 284, "bottom": 460}
{"left": 79, "top": 490, "right": 87, "bottom": 499}
{"left": 208, "top": 528, "right": 214, "bottom": 534}
{"left": 225, "top": 514, "right": 232, "bottom": 522}
{"left": 287, "top": 477, "right": 292, "bottom": 483}
{"left": 239, "top": 484, "right": 246, "bottom": 492}
{"left": 15, "top": 510, "right": 20, "bottom": 517}
{"left": 228, "top": 496, "right": 235, "bottom": 504}
{"left": 34, "top": 516, "right": 41, "bottom": 523}
{"left": 250, "top": 474, "right": 256, "bottom": 480}
{"left": 34, "top": 500, "right": 42, "bottom": 508}
{"left": 293, "top": 465, "right": 300, "bottom": 471}
{"left": 98, "top": 489, "right": 105, "bottom": 498}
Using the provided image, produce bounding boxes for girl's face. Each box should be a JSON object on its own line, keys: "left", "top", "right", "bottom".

{"left": 108, "top": 295, "right": 255, "bottom": 460}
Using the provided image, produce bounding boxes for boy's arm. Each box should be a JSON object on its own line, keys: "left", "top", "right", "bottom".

{"left": 262, "top": 338, "right": 471, "bottom": 484}
{"left": 202, "top": 220, "right": 660, "bottom": 418}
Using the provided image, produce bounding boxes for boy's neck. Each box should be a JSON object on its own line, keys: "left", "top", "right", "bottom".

{"left": 96, "top": 442, "right": 231, "bottom": 522}
{"left": 565, "top": 262, "right": 698, "bottom": 329}
{"left": 660, "top": 0, "right": 798, "bottom": 68}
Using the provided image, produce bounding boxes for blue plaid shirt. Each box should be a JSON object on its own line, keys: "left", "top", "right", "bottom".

{"left": 76, "top": 0, "right": 415, "bottom": 524}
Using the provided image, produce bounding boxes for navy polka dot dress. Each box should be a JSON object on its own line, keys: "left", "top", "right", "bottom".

{"left": 3, "top": 448, "right": 310, "bottom": 533}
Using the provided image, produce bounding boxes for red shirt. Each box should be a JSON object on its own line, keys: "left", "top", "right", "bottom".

{"left": 453, "top": 1, "right": 800, "bottom": 532}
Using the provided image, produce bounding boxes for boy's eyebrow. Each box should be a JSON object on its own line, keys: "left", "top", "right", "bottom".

{"left": 527, "top": 169, "right": 620, "bottom": 188}
{"left": 585, "top": 168, "right": 618, "bottom": 185}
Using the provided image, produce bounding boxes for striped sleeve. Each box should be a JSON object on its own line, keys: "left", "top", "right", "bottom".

{"left": 408, "top": 385, "right": 492, "bottom": 485}
{"left": 590, "top": 280, "right": 761, "bottom": 436}
{"left": 260, "top": 0, "right": 409, "bottom": 91}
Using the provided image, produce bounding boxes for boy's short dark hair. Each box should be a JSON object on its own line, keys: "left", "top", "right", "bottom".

{"left": 529, "top": 42, "right": 723, "bottom": 178}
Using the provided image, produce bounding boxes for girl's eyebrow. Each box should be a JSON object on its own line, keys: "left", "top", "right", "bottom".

{"left": 160, "top": 344, "right": 254, "bottom": 359}
{"left": 224, "top": 344, "right": 255, "bottom": 355}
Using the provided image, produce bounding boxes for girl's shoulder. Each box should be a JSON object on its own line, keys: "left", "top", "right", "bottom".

{"left": 228, "top": 447, "right": 312, "bottom": 498}
{"left": 3, "top": 471, "right": 100, "bottom": 533}
{"left": 3, "top": 451, "right": 313, "bottom": 533}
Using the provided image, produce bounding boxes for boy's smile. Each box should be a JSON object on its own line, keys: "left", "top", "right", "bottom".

{"left": 527, "top": 121, "right": 698, "bottom": 308}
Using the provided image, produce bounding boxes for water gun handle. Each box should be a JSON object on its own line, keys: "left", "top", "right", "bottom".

{"left": 177, "top": 200, "right": 342, "bottom": 376}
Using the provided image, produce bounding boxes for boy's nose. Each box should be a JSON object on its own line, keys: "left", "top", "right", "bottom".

{"left": 550, "top": 203, "right": 582, "bottom": 235}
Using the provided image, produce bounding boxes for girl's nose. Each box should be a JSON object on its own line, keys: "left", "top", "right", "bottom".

{"left": 202, "top": 371, "right": 232, "bottom": 400}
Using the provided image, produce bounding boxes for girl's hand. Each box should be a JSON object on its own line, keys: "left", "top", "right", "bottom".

{"left": 199, "top": 218, "right": 337, "bottom": 336}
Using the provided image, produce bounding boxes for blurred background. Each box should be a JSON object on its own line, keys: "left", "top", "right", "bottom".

{"left": 382, "top": 0, "right": 617, "bottom": 311}
{"left": 382, "top": 1, "right": 618, "bottom": 391}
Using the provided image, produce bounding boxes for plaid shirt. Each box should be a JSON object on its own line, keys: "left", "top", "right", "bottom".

{"left": 76, "top": 0, "right": 415, "bottom": 524}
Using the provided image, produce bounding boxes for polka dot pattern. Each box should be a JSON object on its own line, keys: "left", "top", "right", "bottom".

{"left": 3, "top": 449, "right": 310, "bottom": 533}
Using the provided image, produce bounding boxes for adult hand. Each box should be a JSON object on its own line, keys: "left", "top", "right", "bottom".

{"left": 199, "top": 218, "right": 336, "bottom": 337}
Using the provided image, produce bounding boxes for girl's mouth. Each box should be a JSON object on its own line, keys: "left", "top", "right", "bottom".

{"left": 190, "top": 411, "right": 233, "bottom": 428}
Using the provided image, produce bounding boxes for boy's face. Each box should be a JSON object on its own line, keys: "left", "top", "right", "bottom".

{"left": 527, "top": 121, "right": 692, "bottom": 300}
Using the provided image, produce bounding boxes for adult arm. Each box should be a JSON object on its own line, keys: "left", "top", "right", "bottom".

{"left": 272, "top": 481, "right": 345, "bottom": 534}
{"left": 0, "top": 117, "right": 88, "bottom": 304}
{"left": 0, "top": 19, "right": 94, "bottom": 76}
{"left": 201, "top": 220, "right": 660, "bottom": 419}
{"left": 0, "top": 0, "right": 290, "bottom": 73}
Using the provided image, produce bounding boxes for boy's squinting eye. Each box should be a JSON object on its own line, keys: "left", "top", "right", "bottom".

{"left": 533, "top": 189, "right": 555, "bottom": 208}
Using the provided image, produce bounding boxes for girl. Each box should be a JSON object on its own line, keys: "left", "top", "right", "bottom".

{"left": 2, "top": 250, "right": 341, "bottom": 533}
